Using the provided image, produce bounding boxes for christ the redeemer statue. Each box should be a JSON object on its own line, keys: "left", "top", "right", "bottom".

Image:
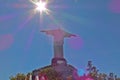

{"left": 41, "top": 28, "right": 76, "bottom": 66}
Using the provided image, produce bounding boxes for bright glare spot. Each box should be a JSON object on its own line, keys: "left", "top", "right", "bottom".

{"left": 35, "top": 1, "right": 47, "bottom": 13}
{"left": 77, "top": 69, "right": 85, "bottom": 76}
{"left": 30, "top": 0, "right": 50, "bottom": 15}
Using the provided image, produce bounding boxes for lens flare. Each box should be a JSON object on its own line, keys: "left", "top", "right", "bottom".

{"left": 30, "top": 0, "right": 49, "bottom": 15}
{"left": 68, "top": 36, "right": 83, "bottom": 50}
{"left": 109, "top": 0, "right": 120, "bottom": 13}
{"left": 0, "top": 34, "right": 14, "bottom": 51}
{"left": 77, "top": 69, "right": 85, "bottom": 76}
{"left": 35, "top": 1, "right": 47, "bottom": 12}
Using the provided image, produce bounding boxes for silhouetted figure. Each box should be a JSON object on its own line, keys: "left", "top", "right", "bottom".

{"left": 41, "top": 28, "right": 76, "bottom": 59}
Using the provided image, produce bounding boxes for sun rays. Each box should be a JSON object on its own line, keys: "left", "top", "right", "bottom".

{"left": 0, "top": 0, "right": 81, "bottom": 51}
{"left": 30, "top": 0, "right": 50, "bottom": 15}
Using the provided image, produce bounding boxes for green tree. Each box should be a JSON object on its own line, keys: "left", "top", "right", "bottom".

{"left": 9, "top": 73, "right": 26, "bottom": 80}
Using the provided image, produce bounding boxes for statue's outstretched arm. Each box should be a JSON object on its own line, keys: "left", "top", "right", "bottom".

{"left": 41, "top": 30, "right": 54, "bottom": 35}
{"left": 65, "top": 32, "right": 77, "bottom": 37}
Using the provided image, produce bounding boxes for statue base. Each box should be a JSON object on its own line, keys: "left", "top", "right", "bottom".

{"left": 51, "top": 58, "right": 67, "bottom": 67}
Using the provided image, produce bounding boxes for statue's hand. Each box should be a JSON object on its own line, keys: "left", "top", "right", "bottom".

{"left": 70, "top": 34, "right": 77, "bottom": 37}
{"left": 41, "top": 30, "right": 52, "bottom": 35}
{"left": 66, "top": 34, "right": 77, "bottom": 37}
{"left": 40, "top": 30, "right": 47, "bottom": 32}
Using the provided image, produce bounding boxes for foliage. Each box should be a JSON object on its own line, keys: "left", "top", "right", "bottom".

{"left": 9, "top": 73, "right": 26, "bottom": 80}
{"left": 87, "top": 61, "right": 120, "bottom": 80}
{"left": 9, "top": 61, "right": 120, "bottom": 80}
{"left": 39, "top": 67, "right": 62, "bottom": 80}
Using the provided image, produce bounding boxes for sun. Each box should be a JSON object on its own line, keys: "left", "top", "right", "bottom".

{"left": 30, "top": 0, "right": 49, "bottom": 14}
{"left": 35, "top": 1, "right": 47, "bottom": 13}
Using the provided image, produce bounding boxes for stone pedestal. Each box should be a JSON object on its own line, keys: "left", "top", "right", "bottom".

{"left": 51, "top": 58, "right": 67, "bottom": 66}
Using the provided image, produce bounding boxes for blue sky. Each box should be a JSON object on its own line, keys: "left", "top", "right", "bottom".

{"left": 0, "top": 0, "right": 120, "bottom": 79}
